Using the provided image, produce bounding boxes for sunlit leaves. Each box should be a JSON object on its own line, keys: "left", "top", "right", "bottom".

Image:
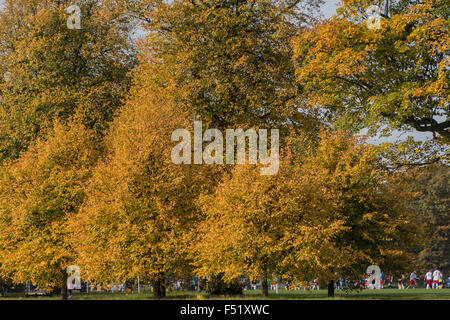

{"left": 0, "top": 118, "right": 99, "bottom": 290}
{"left": 293, "top": 0, "right": 449, "bottom": 150}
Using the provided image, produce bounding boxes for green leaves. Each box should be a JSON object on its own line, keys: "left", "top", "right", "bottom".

{"left": 141, "top": 0, "right": 321, "bottom": 131}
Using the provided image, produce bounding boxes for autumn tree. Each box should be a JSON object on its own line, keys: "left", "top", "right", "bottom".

{"left": 0, "top": 118, "right": 100, "bottom": 299}
{"left": 195, "top": 132, "right": 421, "bottom": 297}
{"left": 293, "top": 0, "right": 449, "bottom": 155}
{"left": 80, "top": 0, "right": 325, "bottom": 294}
{"left": 72, "top": 55, "right": 221, "bottom": 300}
{"left": 298, "top": 133, "right": 423, "bottom": 296}
{"left": 132, "top": 0, "right": 322, "bottom": 132}
{"left": 0, "top": 0, "right": 135, "bottom": 163}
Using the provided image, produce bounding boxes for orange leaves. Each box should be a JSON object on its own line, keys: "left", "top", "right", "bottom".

{"left": 0, "top": 0, "right": 135, "bottom": 163}
{"left": 0, "top": 0, "right": 433, "bottom": 291}
{"left": 70, "top": 51, "right": 222, "bottom": 283}
{"left": 0, "top": 117, "right": 98, "bottom": 288}
{"left": 193, "top": 130, "right": 419, "bottom": 282}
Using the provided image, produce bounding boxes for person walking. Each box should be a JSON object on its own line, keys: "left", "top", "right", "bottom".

{"left": 387, "top": 274, "right": 393, "bottom": 288}
{"left": 425, "top": 270, "right": 433, "bottom": 289}
{"left": 407, "top": 271, "right": 417, "bottom": 289}
{"left": 432, "top": 269, "right": 441, "bottom": 289}
{"left": 397, "top": 275, "right": 405, "bottom": 290}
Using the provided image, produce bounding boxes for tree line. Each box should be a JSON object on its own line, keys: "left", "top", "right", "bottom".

{"left": 0, "top": 0, "right": 448, "bottom": 299}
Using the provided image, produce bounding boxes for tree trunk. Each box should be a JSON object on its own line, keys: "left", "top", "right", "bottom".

{"left": 261, "top": 272, "right": 269, "bottom": 297}
{"left": 327, "top": 280, "right": 335, "bottom": 297}
{"left": 61, "top": 271, "right": 68, "bottom": 300}
{"left": 153, "top": 279, "right": 161, "bottom": 300}
{"left": 0, "top": 282, "right": 5, "bottom": 298}
{"left": 160, "top": 279, "right": 166, "bottom": 298}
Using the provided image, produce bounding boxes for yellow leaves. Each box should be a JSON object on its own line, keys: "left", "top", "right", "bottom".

{"left": 0, "top": 116, "right": 98, "bottom": 289}
{"left": 293, "top": 0, "right": 449, "bottom": 145}
{"left": 194, "top": 129, "right": 418, "bottom": 282}
{"left": 0, "top": 0, "right": 433, "bottom": 291}
{"left": 69, "top": 50, "right": 222, "bottom": 283}
{"left": 0, "top": 0, "right": 134, "bottom": 163}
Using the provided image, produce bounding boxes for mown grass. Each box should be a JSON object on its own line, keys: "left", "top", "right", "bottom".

{"left": 2, "top": 288, "right": 450, "bottom": 300}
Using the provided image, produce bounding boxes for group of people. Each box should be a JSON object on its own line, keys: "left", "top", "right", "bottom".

{"left": 370, "top": 269, "right": 450, "bottom": 290}
{"left": 423, "top": 269, "right": 449, "bottom": 289}
{"left": 167, "top": 271, "right": 450, "bottom": 292}
{"left": 395, "top": 270, "right": 450, "bottom": 289}
{"left": 169, "top": 270, "right": 450, "bottom": 292}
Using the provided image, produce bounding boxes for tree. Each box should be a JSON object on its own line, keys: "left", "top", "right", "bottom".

{"left": 292, "top": 0, "right": 449, "bottom": 149}
{"left": 134, "top": 0, "right": 322, "bottom": 131}
{"left": 0, "top": 118, "right": 100, "bottom": 299}
{"left": 74, "top": 0, "right": 324, "bottom": 294}
{"left": 195, "top": 163, "right": 291, "bottom": 297}
{"left": 0, "top": 0, "right": 135, "bottom": 163}
{"left": 72, "top": 56, "right": 221, "bottom": 299}
{"left": 194, "top": 131, "right": 421, "bottom": 297}
{"left": 412, "top": 164, "right": 450, "bottom": 271}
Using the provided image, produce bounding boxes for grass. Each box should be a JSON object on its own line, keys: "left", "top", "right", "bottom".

{"left": 2, "top": 288, "right": 450, "bottom": 300}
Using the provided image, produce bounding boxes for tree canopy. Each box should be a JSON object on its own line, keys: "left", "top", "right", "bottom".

{"left": 0, "top": 118, "right": 99, "bottom": 294}
{"left": 132, "top": 0, "right": 322, "bottom": 132}
{"left": 195, "top": 131, "right": 422, "bottom": 295}
{"left": 413, "top": 164, "right": 450, "bottom": 271}
{"left": 293, "top": 0, "right": 449, "bottom": 151}
{"left": 0, "top": 0, "right": 135, "bottom": 162}
{"left": 0, "top": 0, "right": 446, "bottom": 299}
{"left": 72, "top": 53, "right": 221, "bottom": 299}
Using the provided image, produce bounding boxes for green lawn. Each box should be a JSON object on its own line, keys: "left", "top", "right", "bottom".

{"left": 2, "top": 288, "right": 450, "bottom": 300}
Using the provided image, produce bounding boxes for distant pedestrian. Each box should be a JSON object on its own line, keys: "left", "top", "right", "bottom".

{"left": 432, "top": 269, "right": 441, "bottom": 289}
{"left": 312, "top": 278, "right": 319, "bottom": 290}
{"left": 336, "top": 279, "right": 341, "bottom": 290}
{"left": 397, "top": 275, "right": 404, "bottom": 290}
{"left": 380, "top": 271, "right": 385, "bottom": 289}
{"left": 425, "top": 270, "right": 433, "bottom": 289}
{"left": 407, "top": 271, "right": 417, "bottom": 289}
{"left": 387, "top": 274, "right": 393, "bottom": 288}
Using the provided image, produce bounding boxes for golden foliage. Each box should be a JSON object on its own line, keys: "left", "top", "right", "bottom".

{"left": 194, "top": 131, "right": 421, "bottom": 284}
{"left": 0, "top": 118, "right": 99, "bottom": 290}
